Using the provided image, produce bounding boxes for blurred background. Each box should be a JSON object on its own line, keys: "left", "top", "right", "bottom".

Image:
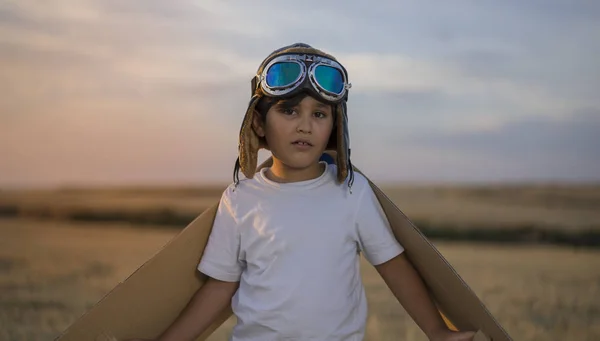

{"left": 1, "top": 1, "right": 599, "bottom": 340}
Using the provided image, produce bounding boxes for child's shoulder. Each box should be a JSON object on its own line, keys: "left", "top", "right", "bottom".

{"left": 220, "top": 178, "right": 250, "bottom": 200}
{"left": 329, "top": 163, "right": 370, "bottom": 190}
{"left": 218, "top": 177, "right": 264, "bottom": 206}
{"left": 324, "top": 163, "right": 373, "bottom": 199}
{"left": 213, "top": 180, "right": 252, "bottom": 220}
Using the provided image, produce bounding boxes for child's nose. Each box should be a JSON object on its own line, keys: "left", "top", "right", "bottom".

{"left": 296, "top": 113, "right": 312, "bottom": 134}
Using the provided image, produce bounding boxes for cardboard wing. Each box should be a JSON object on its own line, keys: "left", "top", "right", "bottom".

{"left": 54, "top": 157, "right": 511, "bottom": 341}
{"left": 367, "top": 179, "right": 511, "bottom": 341}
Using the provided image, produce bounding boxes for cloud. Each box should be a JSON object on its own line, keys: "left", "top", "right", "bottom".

{"left": 1, "top": 0, "right": 599, "bottom": 186}
{"left": 400, "top": 109, "right": 600, "bottom": 154}
{"left": 2, "top": 0, "right": 597, "bottom": 116}
{"left": 0, "top": 0, "right": 259, "bottom": 124}
{"left": 385, "top": 109, "right": 600, "bottom": 182}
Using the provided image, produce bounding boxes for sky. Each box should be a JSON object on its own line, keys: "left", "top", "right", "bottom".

{"left": 1, "top": 0, "right": 599, "bottom": 188}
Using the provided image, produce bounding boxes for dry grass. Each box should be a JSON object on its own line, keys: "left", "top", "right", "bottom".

{"left": 0, "top": 186, "right": 218, "bottom": 223}
{"left": 1, "top": 218, "right": 598, "bottom": 341}
{"left": 1, "top": 184, "right": 600, "bottom": 339}
{"left": 2, "top": 184, "right": 599, "bottom": 247}
{"left": 382, "top": 184, "right": 600, "bottom": 231}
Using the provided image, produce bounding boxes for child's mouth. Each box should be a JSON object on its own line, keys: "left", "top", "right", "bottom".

{"left": 292, "top": 140, "right": 313, "bottom": 147}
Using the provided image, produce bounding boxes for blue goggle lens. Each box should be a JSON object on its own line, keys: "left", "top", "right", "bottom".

{"left": 265, "top": 62, "right": 301, "bottom": 88}
{"left": 265, "top": 61, "right": 345, "bottom": 96}
{"left": 314, "top": 65, "right": 344, "bottom": 94}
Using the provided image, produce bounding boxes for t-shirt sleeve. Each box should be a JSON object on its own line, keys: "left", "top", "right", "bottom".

{"left": 197, "top": 188, "right": 243, "bottom": 282}
{"left": 355, "top": 182, "right": 404, "bottom": 266}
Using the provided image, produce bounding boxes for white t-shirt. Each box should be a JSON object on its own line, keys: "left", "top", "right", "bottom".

{"left": 198, "top": 162, "right": 404, "bottom": 341}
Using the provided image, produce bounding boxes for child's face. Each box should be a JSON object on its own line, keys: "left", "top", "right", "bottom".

{"left": 254, "top": 95, "right": 334, "bottom": 172}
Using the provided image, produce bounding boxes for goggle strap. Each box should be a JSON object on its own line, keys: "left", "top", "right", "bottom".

{"left": 251, "top": 76, "right": 259, "bottom": 96}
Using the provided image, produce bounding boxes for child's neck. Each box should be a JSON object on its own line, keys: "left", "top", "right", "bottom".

{"left": 265, "top": 159, "right": 325, "bottom": 183}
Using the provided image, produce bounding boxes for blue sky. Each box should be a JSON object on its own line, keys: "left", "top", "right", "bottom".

{"left": 1, "top": 0, "right": 599, "bottom": 187}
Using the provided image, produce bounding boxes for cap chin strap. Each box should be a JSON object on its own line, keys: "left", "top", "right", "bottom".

{"left": 234, "top": 94, "right": 262, "bottom": 186}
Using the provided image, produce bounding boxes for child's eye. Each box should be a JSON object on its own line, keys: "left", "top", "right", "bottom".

{"left": 280, "top": 108, "right": 296, "bottom": 115}
{"left": 314, "top": 112, "right": 327, "bottom": 119}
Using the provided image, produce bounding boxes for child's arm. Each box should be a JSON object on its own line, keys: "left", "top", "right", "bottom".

{"left": 157, "top": 277, "right": 238, "bottom": 341}
{"left": 128, "top": 277, "right": 238, "bottom": 341}
{"left": 375, "top": 253, "right": 475, "bottom": 341}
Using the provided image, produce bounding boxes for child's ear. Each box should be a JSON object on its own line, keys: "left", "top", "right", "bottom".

{"left": 252, "top": 110, "right": 265, "bottom": 137}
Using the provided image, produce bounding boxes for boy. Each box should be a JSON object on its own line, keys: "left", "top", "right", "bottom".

{"left": 129, "top": 43, "right": 475, "bottom": 341}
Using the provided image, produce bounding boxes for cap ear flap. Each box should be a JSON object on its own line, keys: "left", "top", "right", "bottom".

{"left": 335, "top": 103, "right": 348, "bottom": 183}
{"left": 239, "top": 95, "right": 262, "bottom": 179}
{"left": 251, "top": 75, "right": 259, "bottom": 96}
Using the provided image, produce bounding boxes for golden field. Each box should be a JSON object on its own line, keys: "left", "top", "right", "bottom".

{"left": 1, "top": 184, "right": 599, "bottom": 340}
{"left": 2, "top": 184, "right": 599, "bottom": 246}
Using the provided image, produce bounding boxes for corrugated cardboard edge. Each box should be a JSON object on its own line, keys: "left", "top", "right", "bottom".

{"left": 53, "top": 205, "right": 233, "bottom": 341}
{"left": 54, "top": 155, "right": 511, "bottom": 341}
{"left": 367, "top": 179, "right": 511, "bottom": 341}
{"left": 474, "top": 330, "right": 491, "bottom": 341}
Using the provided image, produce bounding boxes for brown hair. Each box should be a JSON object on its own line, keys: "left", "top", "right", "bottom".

{"left": 255, "top": 92, "right": 335, "bottom": 123}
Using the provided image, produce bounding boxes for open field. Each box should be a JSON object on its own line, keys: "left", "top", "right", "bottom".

{"left": 1, "top": 184, "right": 600, "bottom": 247}
{"left": 1, "top": 218, "right": 598, "bottom": 341}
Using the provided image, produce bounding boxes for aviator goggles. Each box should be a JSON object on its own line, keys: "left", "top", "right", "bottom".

{"left": 254, "top": 53, "right": 352, "bottom": 103}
